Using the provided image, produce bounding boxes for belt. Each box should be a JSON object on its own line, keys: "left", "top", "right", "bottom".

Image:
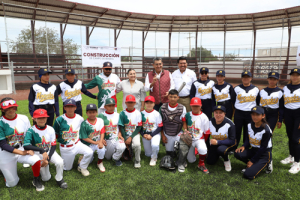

{"left": 263, "top": 107, "right": 278, "bottom": 112}
{"left": 34, "top": 104, "right": 53, "bottom": 110}
{"left": 180, "top": 96, "right": 190, "bottom": 98}
{"left": 217, "top": 100, "right": 230, "bottom": 105}
{"left": 60, "top": 140, "right": 79, "bottom": 148}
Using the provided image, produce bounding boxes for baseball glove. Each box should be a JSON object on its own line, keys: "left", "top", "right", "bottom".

{"left": 180, "top": 133, "right": 192, "bottom": 147}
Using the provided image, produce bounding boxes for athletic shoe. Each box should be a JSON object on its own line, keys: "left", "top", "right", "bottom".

{"left": 113, "top": 159, "right": 123, "bottom": 166}
{"left": 241, "top": 169, "right": 246, "bottom": 173}
{"left": 197, "top": 164, "right": 209, "bottom": 174}
{"left": 23, "top": 164, "right": 30, "bottom": 168}
{"left": 266, "top": 160, "right": 273, "bottom": 174}
{"left": 175, "top": 160, "right": 187, "bottom": 167}
{"left": 56, "top": 179, "right": 68, "bottom": 189}
{"left": 150, "top": 158, "right": 157, "bottom": 166}
{"left": 134, "top": 161, "right": 141, "bottom": 168}
{"left": 224, "top": 160, "right": 232, "bottom": 172}
{"left": 280, "top": 155, "right": 294, "bottom": 164}
{"left": 228, "top": 151, "right": 234, "bottom": 155}
{"left": 77, "top": 165, "right": 90, "bottom": 176}
{"left": 78, "top": 155, "right": 83, "bottom": 164}
{"left": 178, "top": 165, "right": 185, "bottom": 173}
{"left": 289, "top": 162, "right": 300, "bottom": 174}
{"left": 32, "top": 176, "right": 45, "bottom": 192}
{"left": 97, "top": 162, "right": 105, "bottom": 172}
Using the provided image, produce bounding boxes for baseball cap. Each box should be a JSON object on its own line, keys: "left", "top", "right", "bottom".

{"left": 251, "top": 106, "right": 264, "bottom": 115}
{"left": 38, "top": 68, "right": 52, "bottom": 76}
{"left": 289, "top": 68, "right": 300, "bottom": 75}
{"left": 0, "top": 99, "right": 18, "bottom": 110}
{"left": 33, "top": 109, "right": 49, "bottom": 118}
{"left": 86, "top": 104, "right": 97, "bottom": 111}
{"left": 241, "top": 71, "right": 252, "bottom": 77}
{"left": 200, "top": 67, "right": 209, "bottom": 73}
{"left": 125, "top": 95, "right": 136, "bottom": 103}
{"left": 103, "top": 62, "right": 113, "bottom": 68}
{"left": 216, "top": 70, "right": 225, "bottom": 76}
{"left": 144, "top": 96, "right": 155, "bottom": 103}
{"left": 65, "top": 68, "right": 75, "bottom": 75}
{"left": 213, "top": 105, "right": 226, "bottom": 113}
{"left": 268, "top": 72, "right": 279, "bottom": 79}
{"left": 105, "top": 98, "right": 115, "bottom": 105}
{"left": 190, "top": 97, "right": 202, "bottom": 106}
{"left": 63, "top": 99, "right": 76, "bottom": 106}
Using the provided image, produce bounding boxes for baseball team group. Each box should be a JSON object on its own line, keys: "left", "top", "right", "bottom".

{"left": 1, "top": 56, "right": 300, "bottom": 192}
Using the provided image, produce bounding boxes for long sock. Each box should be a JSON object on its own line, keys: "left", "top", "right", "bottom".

{"left": 198, "top": 154, "right": 206, "bottom": 166}
{"left": 97, "top": 159, "right": 103, "bottom": 165}
{"left": 32, "top": 161, "right": 41, "bottom": 177}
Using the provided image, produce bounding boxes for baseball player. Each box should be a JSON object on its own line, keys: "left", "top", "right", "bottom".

{"left": 57, "top": 68, "right": 97, "bottom": 116}
{"left": 28, "top": 68, "right": 59, "bottom": 126}
{"left": 177, "top": 97, "right": 210, "bottom": 173}
{"left": 85, "top": 62, "right": 121, "bottom": 114}
{"left": 53, "top": 99, "right": 93, "bottom": 176}
{"left": 234, "top": 106, "right": 272, "bottom": 180}
{"left": 98, "top": 98, "right": 126, "bottom": 167}
{"left": 160, "top": 89, "right": 186, "bottom": 159}
{"left": 79, "top": 104, "right": 106, "bottom": 172}
{"left": 23, "top": 109, "right": 67, "bottom": 189}
{"left": 118, "top": 95, "right": 142, "bottom": 168}
{"left": 0, "top": 97, "right": 42, "bottom": 191}
{"left": 141, "top": 96, "right": 163, "bottom": 166}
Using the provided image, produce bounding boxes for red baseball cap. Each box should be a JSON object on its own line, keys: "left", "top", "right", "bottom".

{"left": 144, "top": 96, "right": 155, "bottom": 103}
{"left": 190, "top": 97, "right": 202, "bottom": 106}
{"left": 33, "top": 109, "right": 49, "bottom": 118}
{"left": 1, "top": 99, "right": 18, "bottom": 110}
{"left": 125, "top": 95, "right": 136, "bottom": 103}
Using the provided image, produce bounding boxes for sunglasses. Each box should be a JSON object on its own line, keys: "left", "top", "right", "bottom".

{"left": 200, "top": 72, "right": 208, "bottom": 75}
{"left": 104, "top": 68, "right": 112, "bottom": 71}
{"left": 1, "top": 100, "right": 16, "bottom": 107}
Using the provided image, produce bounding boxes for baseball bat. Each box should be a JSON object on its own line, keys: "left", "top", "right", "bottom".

{"left": 177, "top": 82, "right": 186, "bottom": 93}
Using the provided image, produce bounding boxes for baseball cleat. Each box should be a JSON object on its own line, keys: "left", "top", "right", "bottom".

{"left": 280, "top": 155, "right": 294, "bottom": 164}
{"left": 78, "top": 155, "right": 83, "bottom": 164}
{"left": 289, "top": 162, "right": 300, "bottom": 174}
{"left": 197, "top": 164, "right": 209, "bottom": 174}
{"left": 77, "top": 166, "right": 90, "bottom": 176}
{"left": 97, "top": 162, "right": 105, "bottom": 172}
{"left": 23, "top": 164, "right": 30, "bottom": 168}
{"left": 266, "top": 160, "right": 273, "bottom": 174}
{"left": 113, "top": 159, "right": 123, "bottom": 166}
{"left": 150, "top": 158, "right": 157, "bottom": 166}
{"left": 178, "top": 165, "right": 185, "bottom": 173}
{"left": 56, "top": 179, "right": 68, "bottom": 189}
{"left": 134, "top": 161, "right": 141, "bottom": 168}
{"left": 241, "top": 169, "right": 246, "bottom": 174}
{"left": 224, "top": 160, "right": 232, "bottom": 172}
{"left": 32, "top": 176, "right": 45, "bottom": 192}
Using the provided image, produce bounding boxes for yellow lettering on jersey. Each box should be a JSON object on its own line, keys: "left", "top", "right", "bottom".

{"left": 215, "top": 93, "right": 229, "bottom": 102}
{"left": 211, "top": 133, "right": 227, "bottom": 140}
{"left": 237, "top": 94, "right": 256, "bottom": 103}
{"left": 249, "top": 136, "right": 261, "bottom": 146}
{"left": 198, "top": 87, "right": 212, "bottom": 96}
{"left": 260, "top": 97, "right": 279, "bottom": 107}
{"left": 36, "top": 92, "right": 54, "bottom": 102}
{"left": 284, "top": 95, "right": 300, "bottom": 105}
{"left": 65, "top": 89, "right": 81, "bottom": 99}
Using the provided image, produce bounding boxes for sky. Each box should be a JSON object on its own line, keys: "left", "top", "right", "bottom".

{"left": 0, "top": 0, "right": 299, "bottom": 58}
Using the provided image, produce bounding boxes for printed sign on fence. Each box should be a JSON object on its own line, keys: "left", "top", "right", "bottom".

{"left": 81, "top": 45, "right": 121, "bottom": 67}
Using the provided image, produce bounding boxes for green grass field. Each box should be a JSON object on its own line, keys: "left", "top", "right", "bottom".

{"left": 0, "top": 92, "right": 299, "bottom": 200}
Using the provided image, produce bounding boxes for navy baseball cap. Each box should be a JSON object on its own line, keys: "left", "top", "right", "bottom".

{"left": 213, "top": 105, "right": 226, "bottom": 113}
{"left": 103, "top": 62, "right": 113, "bottom": 68}
{"left": 289, "top": 68, "right": 300, "bottom": 75}
{"left": 38, "top": 68, "right": 52, "bottom": 76}
{"left": 251, "top": 106, "right": 264, "bottom": 115}
{"left": 268, "top": 72, "right": 279, "bottom": 79}
{"left": 65, "top": 68, "right": 75, "bottom": 74}
{"left": 216, "top": 70, "right": 225, "bottom": 76}
{"left": 200, "top": 67, "right": 209, "bottom": 73}
{"left": 63, "top": 99, "right": 76, "bottom": 107}
{"left": 86, "top": 104, "right": 97, "bottom": 111}
{"left": 241, "top": 71, "right": 252, "bottom": 77}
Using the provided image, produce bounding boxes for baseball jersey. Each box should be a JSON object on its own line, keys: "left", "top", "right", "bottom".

{"left": 30, "top": 83, "right": 57, "bottom": 105}
{"left": 79, "top": 118, "right": 105, "bottom": 146}
{"left": 247, "top": 122, "right": 272, "bottom": 148}
{"left": 283, "top": 84, "right": 300, "bottom": 110}
{"left": 190, "top": 79, "right": 215, "bottom": 100}
{"left": 141, "top": 110, "right": 163, "bottom": 133}
{"left": 53, "top": 114, "right": 84, "bottom": 145}
{"left": 98, "top": 112, "right": 120, "bottom": 140}
{"left": 118, "top": 109, "right": 142, "bottom": 137}
{"left": 234, "top": 84, "right": 260, "bottom": 111}
{"left": 209, "top": 117, "right": 235, "bottom": 142}
{"left": 0, "top": 114, "right": 31, "bottom": 147}
{"left": 185, "top": 111, "right": 210, "bottom": 141}
{"left": 23, "top": 125, "right": 56, "bottom": 152}
{"left": 85, "top": 73, "right": 120, "bottom": 109}
{"left": 259, "top": 87, "right": 283, "bottom": 109}
{"left": 212, "top": 82, "right": 234, "bottom": 103}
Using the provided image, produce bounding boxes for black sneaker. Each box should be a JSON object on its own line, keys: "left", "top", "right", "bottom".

{"left": 57, "top": 179, "right": 68, "bottom": 189}
{"left": 266, "top": 160, "right": 273, "bottom": 174}
{"left": 32, "top": 176, "right": 45, "bottom": 192}
{"left": 197, "top": 164, "right": 209, "bottom": 174}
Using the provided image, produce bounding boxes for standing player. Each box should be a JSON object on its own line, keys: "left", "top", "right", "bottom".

{"left": 23, "top": 109, "right": 67, "bottom": 189}
{"left": 160, "top": 89, "right": 186, "bottom": 159}
{"left": 118, "top": 95, "right": 143, "bottom": 168}
{"left": 28, "top": 68, "right": 59, "bottom": 126}
{"left": 79, "top": 104, "right": 106, "bottom": 172}
{"left": 234, "top": 106, "right": 272, "bottom": 180}
{"left": 98, "top": 98, "right": 126, "bottom": 166}
{"left": 53, "top": 99, "right": 93, "bottom": 176}
{"left": 85, "top": 62, "right": 121, "bottom": 114}
{"left": 0, "top": 97, "right": 42, "bottom": 191}
{"left": 177, "top": 97, "right": 210, "bottom": 173}
{"left": 212, "top": 70, "right": 235, "bottom": 119}
{"left": 141, "top": 96, "right": 163, "bottom": 166}
{"left": 57, "top": 68, "right": 97, "bottom": 116}
{"left": 281, "top": 68, "right": 300, "bottom": 174}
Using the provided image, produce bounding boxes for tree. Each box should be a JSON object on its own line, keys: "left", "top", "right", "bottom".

{"left": 220, "top": 53, "right": 242, "bottom": 61}
{"left": 188, "top": 46, "right": 219, "bottom": 62}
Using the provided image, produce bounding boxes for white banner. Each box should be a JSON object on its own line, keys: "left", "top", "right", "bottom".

{"left": 297, "top": 45, "right": 300, "bottom": 67}
{"left": 81, "top": 45, "right": 121, "bottom": 67}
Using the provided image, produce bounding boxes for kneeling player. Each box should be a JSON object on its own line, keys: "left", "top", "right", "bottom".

{"left": 24, "top": 109, "right": 67, "bottom": 189}
{"left": 54, "top": 99, "right": 93, "bottom": 176}
{"left": 206, "top": 105, "right": 236, "bottom": 172}
{"left": 234, "top": 106, "right": 272, "bottom": 180}
{"left": 141, "top": 96, "right": 163, "bottom": 166}
{"left": 118, "top": 95, "right": 142, "bottom": 168}
{"left": 98, "top": 98, "right": 126, "bottom": 166}
{"left": 79, "top": 104, "right": 106, "bottom": 172}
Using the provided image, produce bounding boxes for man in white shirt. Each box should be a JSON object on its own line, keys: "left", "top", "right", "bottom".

{"left": 144, "top": 58, "right": 175, "bottom": 111}
{"left": 171, "top": 56, "right": 197, "bottom": 112}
